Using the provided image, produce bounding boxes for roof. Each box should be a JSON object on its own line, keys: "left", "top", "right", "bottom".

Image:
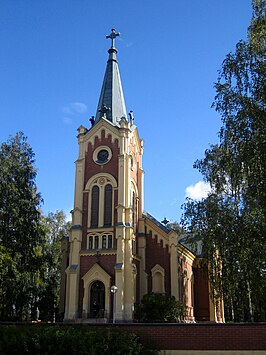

{"left": 143, "top": 211, "right": 171, "bottom": 234}
{"left": 94, "top": 29, "right": 127, "bottom": 126}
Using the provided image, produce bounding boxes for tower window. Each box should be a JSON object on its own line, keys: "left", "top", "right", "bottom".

{"left": 88, "top": 236, "right": 93, "bottom": 250}
{"left": 91, "top": 185, "right": 99, "bottom": 227}
{"left": 104, "top": 184, "right": 112, "bottom": 226}
{"left": 132, "top": 191, "right": 136, "bottom": 227}
{"left": 108, "top": 234, "right": 113, "bottom": 249}
{"left": 87, "top": 233, "right": 114, "bottom": 251}
{"left": 102, "top": 235, "right": 107, "bottom": 249}
{"left": 97, "top": 149, "right": 109, "bottom": 164}
{"left": 94, "top": 235, "right": 99, "bottom": 250}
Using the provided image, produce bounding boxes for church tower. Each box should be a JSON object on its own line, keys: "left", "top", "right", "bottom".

{"left": 64, "top": 29, "right": 144, "bottom": 321}
{"left": 63, "top": 29, "right": 224, "bottom": 324}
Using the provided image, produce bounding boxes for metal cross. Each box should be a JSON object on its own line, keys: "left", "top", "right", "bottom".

{"left": 106, "top": 28, "right": 120, "bottom": 48}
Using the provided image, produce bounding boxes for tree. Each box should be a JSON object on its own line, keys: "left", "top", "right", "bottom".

{"left": 134, "top": 294, "right": 186, "bottom": 323}
{"left": 0, "top": 132, "right": 45, "bottom": 321}
{"left": 166, "top": 221, "right": 183, "bottom": 234}
{"left": 38, "top": 210, "right": 70, "bottom": 321}
{"left": 182, "top": 0, "right": 266, "bottom": 322}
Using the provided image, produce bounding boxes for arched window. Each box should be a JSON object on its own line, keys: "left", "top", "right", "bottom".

{"left": 108, "top": 234, "right": 112, "bottom": 249}
{"left": 94, "top": 235, "right": 99, "bottom": 250}
{"left": 102, "top": 235, "right": 106, "bottom": 249}
{"left": 88, "top": 236, "right": 93, "bottom": 250}
{"left": 87, "top": 233, "right": 113, "bottom": 251}
{"left": 104, "top": 184, "right": 112, "bottom": 227}
{"left": 86, "top": 174, "right": 117, "bottom": 228}
{"left": 132, "top": 191, "right": 135, "bottom": 227}
{"left": 91, "top": 185, "right": 99, "bottom": 227}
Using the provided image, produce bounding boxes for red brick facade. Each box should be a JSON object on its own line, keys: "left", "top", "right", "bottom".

{"left": 145, "top": 230, "right": 171, "bottom": 295}
{"left": 85, "top": 131, "right": 120, "bottom": 184}
{"left": 81, "top": 323, "right": 266, "bottom": 351}
{"left": 193, "top": 266, "right": 210, "bottom": 321}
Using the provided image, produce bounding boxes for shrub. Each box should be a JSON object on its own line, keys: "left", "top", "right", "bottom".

{"left": 134, "top": 294, "right": 187, "bottom": 323}
{"left": 0, "top": 325, "right": 158, "bottom": 354}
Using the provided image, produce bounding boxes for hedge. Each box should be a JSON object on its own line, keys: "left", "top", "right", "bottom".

{"left": 0, "top": 325, "right": 158, "bottom": 355}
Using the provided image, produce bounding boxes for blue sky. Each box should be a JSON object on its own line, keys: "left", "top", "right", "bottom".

{"left": 1, "top": 0, "right": 252, "bottom": 223}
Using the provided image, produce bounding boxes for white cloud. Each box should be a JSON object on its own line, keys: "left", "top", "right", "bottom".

{"left": 185, "top": 181, "right": 211, "bottom": 200}
{"left": 62, "top": 102, "right": 88, "bottom": 115}
{"left": 70, "top": 102, "right": 87, "bottom": 114}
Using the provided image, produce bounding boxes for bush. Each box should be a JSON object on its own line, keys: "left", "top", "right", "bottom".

{"left": 0, "top": 325, "right": 158, "bottom": 354}
{"left": 134, "top": 294, "right": 187, "bottom": 323}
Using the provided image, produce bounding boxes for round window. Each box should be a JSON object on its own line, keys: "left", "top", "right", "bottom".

{"left": 97, "top": 149, "right": 109, "bottom": 163}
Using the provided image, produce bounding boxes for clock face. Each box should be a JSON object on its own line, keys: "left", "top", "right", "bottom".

{"left": 97, "top": 149, "right": 109, "bottom": 163}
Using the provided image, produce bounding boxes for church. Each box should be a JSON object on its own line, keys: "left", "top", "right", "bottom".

{"left": 61, "top": 29, "right": 224, "bottom": 323}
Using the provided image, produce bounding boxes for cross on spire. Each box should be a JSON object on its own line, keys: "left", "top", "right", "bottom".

{"left": 106, "top": 28, "right": 120, "bottom": 49}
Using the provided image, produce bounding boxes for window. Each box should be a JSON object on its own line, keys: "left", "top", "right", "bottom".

{"left": 132, "top": 191, "right": 135, "bottom": 227}
{"left": 108, "top": 234, "right": 113, "bottom": 249}
{"left": 88, "top": 236, "right": 93, "bottom": 250}
{"left": 102, "top": 235, "right": 106, "bottom": 249}
{"left": 86, "top": 174, "right": 117, "bottom": 228}
{"left": 104, "top": 184, "right": 112, "bottom": 227}
{"left": 87, "top": 234, "right": 113, "bottom": 251}
{"left": 97, "top": 149, "right": 109, "bottom": 164}
{"left": 91, "top": 186, "right": 99, "bottom": 227}
{"left": 95, "top": 235, "right": 99, "bottom": 250}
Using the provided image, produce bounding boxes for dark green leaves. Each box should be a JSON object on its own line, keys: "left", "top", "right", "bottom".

{"left": 0, "top": 132, "right": 45, "bottom": 321}
{"left": 182, "top": 0, "right": 266, "bottom": 322}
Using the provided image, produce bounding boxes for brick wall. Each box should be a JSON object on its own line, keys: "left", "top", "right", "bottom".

{"left": 83, "top": 323, "right": 266, "bottom": 350}
{"left": 145, "top": 231, "right": 171, "bottom": 294}
{"left": 85, "top": 131, "right": 119, "bottom": 183}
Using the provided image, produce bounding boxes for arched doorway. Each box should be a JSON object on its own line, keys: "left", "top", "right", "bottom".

{"left": 90, "top": 280, "right": 105, "bottom": 317}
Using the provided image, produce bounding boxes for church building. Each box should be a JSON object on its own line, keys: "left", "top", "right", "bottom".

{"left": 62, "top": 29, "right": 224, "bottom": 323}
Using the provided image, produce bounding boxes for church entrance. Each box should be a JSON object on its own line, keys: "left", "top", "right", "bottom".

{"left": 90, "top": 280, "right": 105, "bottom": 318}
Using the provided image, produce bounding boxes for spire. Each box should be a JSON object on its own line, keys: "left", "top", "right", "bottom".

{"left": 95, "top": 29, "right": 127, "bottom": 126}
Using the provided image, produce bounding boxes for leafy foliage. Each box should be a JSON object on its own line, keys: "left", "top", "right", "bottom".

{"left": 166, "top": 221, "right": 183, "bottom": 234}
{"left": 182, "top": 0, "right": 266, "bottom": 322}
{"left": 0, "top": 132, "right": 45, "bottom": 321}
{"left": 135, "top": 294, "right": 186, "bottom": 323}
{"left": 0, "top": 326, "right": 158, "bottom": 354}
{"left": 38, "top": 211, "right": 70, "bottom": 322}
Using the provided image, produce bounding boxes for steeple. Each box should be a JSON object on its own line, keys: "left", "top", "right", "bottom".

{"left": 94, "top": 29, "right": 127, "bottom": 126}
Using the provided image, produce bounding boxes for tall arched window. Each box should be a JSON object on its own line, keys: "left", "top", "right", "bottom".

{"left": 104, "top": 184, "right": 112, "bottom": 227}
{"left": 132, "top": 191, "right": 135, "bottom": 227}
{"left": 91, "top": 185, "right": 99, "bottom": 227}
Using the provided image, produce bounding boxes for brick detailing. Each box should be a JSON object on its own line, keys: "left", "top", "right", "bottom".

{"left": 84, "top": 131, "right": 119, "bottom": 185}
{"left": 80, "top": 255, "right": 116, "bottom": 280}
{"left": 80, "top": 324, "right": 266, "bottom": 350}
{"left": 146, "top": 230, "right": 170, "bottom": 295}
